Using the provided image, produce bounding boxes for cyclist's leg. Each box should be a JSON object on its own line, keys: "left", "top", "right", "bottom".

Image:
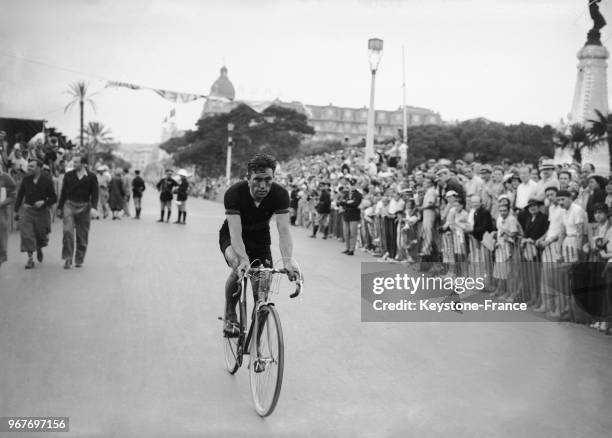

{"left": 223, "top": 245, "right": 241, "bottom": 322}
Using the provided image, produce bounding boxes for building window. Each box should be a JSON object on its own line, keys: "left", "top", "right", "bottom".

{"left": 376, "top": 112, "right": 387, "bottom": 123}
{"left": 344, "top": 109, "right": 353, "bottom": 120}
{"left": 413, "top": 114, "right": 421, "bottom": 124}
{"left": 326, "top": 108, "right": 335, "bottom": 117}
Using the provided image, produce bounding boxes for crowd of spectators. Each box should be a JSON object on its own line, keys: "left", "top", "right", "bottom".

{"left": 267, "top": 143, "right": 612, "bottom": 334}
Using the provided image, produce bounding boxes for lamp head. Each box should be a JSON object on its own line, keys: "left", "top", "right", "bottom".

{"left": 368, "top": 38, "right": 384, "bottom": 72}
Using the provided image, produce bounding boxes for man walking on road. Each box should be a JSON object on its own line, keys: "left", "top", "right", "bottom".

{"left": 58, "top": 154, "right": 99, "bottom": 269}
{"left": 131, "top": 170, "right": 145, "bottom": 219}
{"left": 156, "top": 169, "right": 177, "bottom": 223}
{"left": 14, "top": 160, "right": 57, "bottom": 269}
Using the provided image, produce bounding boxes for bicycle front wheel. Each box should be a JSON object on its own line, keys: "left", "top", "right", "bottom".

{"left": 249, "top": 304, "right": 284, "bottom": 417}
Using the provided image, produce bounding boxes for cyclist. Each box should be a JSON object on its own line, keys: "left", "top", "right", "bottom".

{"left": 219, "top": 154, "right": 299, "bottom": 336}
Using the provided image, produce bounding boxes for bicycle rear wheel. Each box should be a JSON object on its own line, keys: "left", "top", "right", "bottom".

{"left": 249, "top": 304, "right": 284, "bottom": 417}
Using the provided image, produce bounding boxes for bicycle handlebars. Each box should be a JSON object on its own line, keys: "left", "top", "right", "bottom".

{"left": 240, "top": 266, "right": 303, "bottom": 299}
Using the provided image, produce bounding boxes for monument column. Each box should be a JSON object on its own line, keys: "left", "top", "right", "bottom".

{"left": 570, "top": 44, "right": 610, "bottom": 174}
{"left": 556, "top": 0, "right": 610, "bottom": 175}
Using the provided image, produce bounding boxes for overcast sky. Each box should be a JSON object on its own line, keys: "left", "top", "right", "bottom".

{"left": 1, "top": 0, "right": 610, "bottom": 143}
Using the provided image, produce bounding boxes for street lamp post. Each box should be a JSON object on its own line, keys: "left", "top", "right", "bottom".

{"left": 365, "top": 38, "right": 383, "bottom": 163}
{"left": 226, "top": 122, "right": 234, "bottom": 182}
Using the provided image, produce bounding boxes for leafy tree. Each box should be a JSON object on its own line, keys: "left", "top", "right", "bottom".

{"left": 587, "top": 109, "right": 612, "bottom": 170}
{"left": 64, "top": 82, "right": 98, "bottom": 149}
{"left": 160, "top": 104, "right": 314, "bottom": 177}
{"left": 554, "top": 124, "right": 590, "bottom": 163}
{"left": 84, "top": 121, "right": 115, "bottom": 164}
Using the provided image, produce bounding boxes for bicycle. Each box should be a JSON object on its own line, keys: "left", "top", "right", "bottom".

{"left": 220, "top": 262, "right": 302, "bottom": 417}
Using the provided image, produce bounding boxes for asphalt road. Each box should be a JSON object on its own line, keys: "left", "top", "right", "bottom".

{"left": 0, "top": 191, "right": 611, "bottom": 437}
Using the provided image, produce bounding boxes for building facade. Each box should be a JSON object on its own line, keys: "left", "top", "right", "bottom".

{"left": 196, "top": 66, "right": 442, "bottom": 144}
{"left": 305, "top": 104, "right": 441, "bottom": 143}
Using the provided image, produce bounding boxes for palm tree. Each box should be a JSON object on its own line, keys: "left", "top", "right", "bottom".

{"left": 64, "top": 81, "right": 98, "bottom": 150}
{"left": 587, "top": 109, "right": 612, "bottom": 171}
{"left": 554, "top": 123, "right": 590, "bottom": 163}
{"left": 84, "top": 121, "right": 115, "bottom": 164}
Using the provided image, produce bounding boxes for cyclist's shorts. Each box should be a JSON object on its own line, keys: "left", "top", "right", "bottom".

{"left": 219, "top": 230, "right": 272, "bottom": 268}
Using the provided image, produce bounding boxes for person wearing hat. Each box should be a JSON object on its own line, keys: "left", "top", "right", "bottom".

{"left": 174, "top": 169, "right": 190, "bottom": 224}
{"left": 500, "top": 174, "right": 518, "bottom": 208}
{"left": 522, "top": 198, "right": 547, "bottom": 241}
{"left": 519, "top": 198, "right": 548, "bottom": 305}
{"left": 534, "top": 159, "right": 559, "bottom": 202}
{"left": 131, "top": 170, "right": 146, "bottom": 219}
{"left": 109, "top": 168, "right": 126, "bottom": 220}
{"left": 337, "top": 177, "right": 362, "bottom": 255}
{"left": 156, "top": 169, "right": 178, "bottom": 223}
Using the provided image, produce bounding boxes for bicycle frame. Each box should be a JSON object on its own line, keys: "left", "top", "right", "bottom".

{"left": 236, "top": 267, "right": 290, "bottom": 359}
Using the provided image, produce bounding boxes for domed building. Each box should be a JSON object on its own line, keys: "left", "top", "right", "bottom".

{"left": 197, "top": 65, "right": 442, "bottom": 144}
{"left": 200, "top": 66, "right": 237, "bottom": 118}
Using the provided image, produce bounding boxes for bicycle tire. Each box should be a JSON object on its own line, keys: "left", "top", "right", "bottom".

{"left": 249, "top": 304, "right": 284, "bottom": 417}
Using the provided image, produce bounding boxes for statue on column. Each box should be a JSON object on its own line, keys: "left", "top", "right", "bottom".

{"left": 587, "top": 0, "right": 607, "bottom": 45}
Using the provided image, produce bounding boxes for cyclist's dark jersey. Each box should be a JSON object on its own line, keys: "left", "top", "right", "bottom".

{"left": 219, "top": 180, "right": 290, "bottom": 249}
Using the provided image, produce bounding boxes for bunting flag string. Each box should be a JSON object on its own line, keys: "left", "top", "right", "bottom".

{"left": 105, "top": 80, "right": 221, "bottom": 104}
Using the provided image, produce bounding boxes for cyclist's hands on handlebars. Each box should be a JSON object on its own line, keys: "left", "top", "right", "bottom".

{"left": 283, "top": 260, "right": 301, "bottom": 282}
{"left": 236, "top": 259, "right": 251, "bottom": 277}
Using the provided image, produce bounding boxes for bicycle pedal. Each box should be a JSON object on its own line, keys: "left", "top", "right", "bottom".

{"left": 253, "top": 360, "right": 266, "bottom": 373}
